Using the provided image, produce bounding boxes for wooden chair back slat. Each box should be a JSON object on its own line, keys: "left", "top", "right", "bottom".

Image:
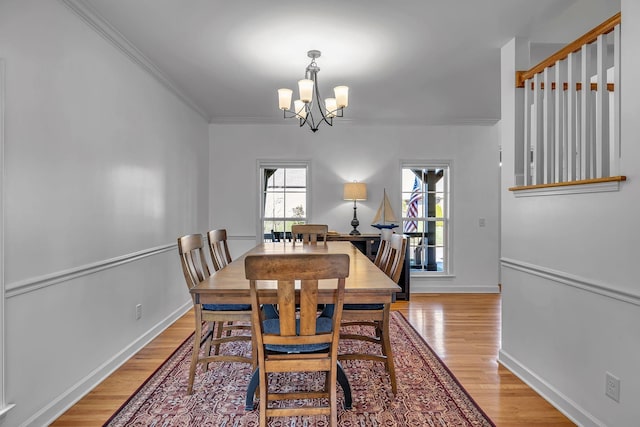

{"left": 374, "top": 229, "right": 394, "bottom": 269}
{"left": 277, "top": 280, "right": 297, "bottom": 336}
{"left": 299, "top": 280, "right": 319, "bottom": 336}
{"left": 207, "top": 229, "right": 233, "bottom": 271}
{"left": 386, "top": 234, "right": 408, "bottom": 283}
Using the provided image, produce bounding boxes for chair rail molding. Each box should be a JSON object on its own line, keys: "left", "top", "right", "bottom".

{"left": 5, "top": 243, "right": 176, "bottom": 298}
{"left": 0, "top": 58, "right": 16, "bottom": 418}
{"left": 501, "top": 257, "right": 640, "bottom": 306}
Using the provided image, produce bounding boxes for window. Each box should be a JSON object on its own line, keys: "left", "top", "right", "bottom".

{"left": 401, "top": 164, "right": 450, "bottom": 274}
{"left": 259, "top": 162, "right": 309, "bottom": 242}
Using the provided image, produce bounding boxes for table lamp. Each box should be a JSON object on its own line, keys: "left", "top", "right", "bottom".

{"left": 343, "top": 182, "right": 367, "bottom": 235}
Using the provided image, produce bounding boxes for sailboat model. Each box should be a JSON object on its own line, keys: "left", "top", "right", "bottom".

{"left": 371, "top": 189, "right": 399, "bottom": 230}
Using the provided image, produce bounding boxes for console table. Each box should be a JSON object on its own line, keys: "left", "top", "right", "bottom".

{"left": 325, "top": 233, "right": 410, "bottom": 300}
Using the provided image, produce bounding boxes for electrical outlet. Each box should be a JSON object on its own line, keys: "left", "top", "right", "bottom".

{"left": 605, "top": 372, "right": 620, "bottom": 402}
{"left": 136, "top": 304, "right": 142, "bottom": 320}
{"left": 478, "top": 218, "right": 486, "bottom": 227}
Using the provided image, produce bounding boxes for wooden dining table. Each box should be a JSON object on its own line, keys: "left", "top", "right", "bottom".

{"left": 190, "top": 240, "right": 400, "bottom": 410}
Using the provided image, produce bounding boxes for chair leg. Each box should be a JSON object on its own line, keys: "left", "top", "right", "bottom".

{"left": 201, "top": 322, "right": 214, "bottom": 372}
{"left": 329, "top": 367, "right": 338, "bottom": 427}
{"left": 187, "top": 308, "right": 203, "bottom": 395}
{"left": 258, "top": 368, "right": 268, "bottom": 427}
{"left": 381, "top": 305, "right": 397, "bottom": 395}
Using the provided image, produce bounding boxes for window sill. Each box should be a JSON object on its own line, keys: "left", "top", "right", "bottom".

{"left": 509, "top": 176, "right": 626, "bottom": 197}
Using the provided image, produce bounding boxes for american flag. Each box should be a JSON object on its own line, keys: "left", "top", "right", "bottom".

{"left": 404, "top": 176, "right": 421, "bottom": 232}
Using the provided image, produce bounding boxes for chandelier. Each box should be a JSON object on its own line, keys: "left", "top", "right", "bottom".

{"left": 277, "top": 50, "right": 349, "bottom": 133}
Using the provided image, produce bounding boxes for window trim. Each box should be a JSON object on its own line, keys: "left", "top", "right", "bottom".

{"left": 256, "top": 159, "right": 311, "bottom": 244}
{"left": 400, "top": 159, "right": 453, "bottom": 276}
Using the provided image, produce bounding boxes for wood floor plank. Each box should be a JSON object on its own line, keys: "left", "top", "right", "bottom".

{"left": 51, "top": 294, "right": 575, "bottom": 426}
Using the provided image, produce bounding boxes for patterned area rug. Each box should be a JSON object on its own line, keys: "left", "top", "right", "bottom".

{"left": 105, "top": 311, "right": 494, "bottom": 426}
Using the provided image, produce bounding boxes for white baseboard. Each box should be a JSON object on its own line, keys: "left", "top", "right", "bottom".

{"left": 498, "top": 349, "right": 603, "bottom": 427}
{"left": 411, "top": 283, "right": 500, "bottom": 293}
{"left": 24, "top": 302, "right": 192, "bottom": 427}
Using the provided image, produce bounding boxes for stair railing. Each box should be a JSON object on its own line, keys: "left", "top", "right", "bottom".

{"left": 512, "top": 13, "right": 625, "bottom": 191}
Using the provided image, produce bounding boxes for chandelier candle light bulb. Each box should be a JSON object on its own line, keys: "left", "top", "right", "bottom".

{"left": 298, "top": 79, "right": 314, "bottom": 103}
{"left": 325, "top": 98, "right": 337, "bottom": 118}
{"left": 278, "top": 88, "right": 293, "bottom": 110}
{"left": 334, "top": 86, "right": 349, "bottom": 108}
{"left": 276, "top": 50, "right": 349, "bottom": 132}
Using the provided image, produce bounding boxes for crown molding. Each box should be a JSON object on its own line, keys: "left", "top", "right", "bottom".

{"left": 59, "top": 0, "right": 210, "bottom": 122}
{"left": 208, "top": 115, "right": 498, "bottom": 127}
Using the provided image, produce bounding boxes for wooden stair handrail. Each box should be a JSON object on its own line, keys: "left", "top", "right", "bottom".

{"left": 516, "top": 12, "right": 621, "bottom": 88}
{"left": 509, "top": 176, "right": 626, "bottom": 192}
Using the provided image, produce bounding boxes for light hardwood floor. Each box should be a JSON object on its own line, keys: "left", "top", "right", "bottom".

{"left": 51, "top": 294, "right": 575, "bottom": 426}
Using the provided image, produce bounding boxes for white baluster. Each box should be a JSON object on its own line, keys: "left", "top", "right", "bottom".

{"left": 567, "top": 52, "right": 578, "bottom": 181}
{"left": 611, "top": 23, "right": 621, "bottom": 176}
{"left": 595, "top": 33, "right": 609, "bottom": 178}
{"left": 543, "top": 66, "right": 554, "bottom": 184}
{"left": 580, "top": 43, "right": 592, "bottom": 180}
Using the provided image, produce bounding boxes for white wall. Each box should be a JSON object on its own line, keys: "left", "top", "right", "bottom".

{"left": 209, "top": 123, "right": 500, "bottom": 293}
{"left": 0, "top": 1, "right": 210, "bottom": 425}
{"left": 499, "top": 2, "right": 639, "bottom": 426}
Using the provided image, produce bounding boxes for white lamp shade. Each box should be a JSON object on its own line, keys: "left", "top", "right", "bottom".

{"left": 298, "top": 79, "right": 314, "bottom": 103}
{"left": 343, "top": 182, "right": 367, "bottom": 201}
{"left": 325, "top": 98, "right": 337, "bottom": 118}
{"left": 278, "top": 88, "right": 293, "bottom": 110}
{"left": 294, "top": 100, "right": 307, "bottom": 119}
{"left": 334, "top": 85, "right": 349, "bottom": 108}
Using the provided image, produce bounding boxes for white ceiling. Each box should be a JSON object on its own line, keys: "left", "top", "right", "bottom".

{"left": 80, "top": 0, "right": 619, "bottom": 126}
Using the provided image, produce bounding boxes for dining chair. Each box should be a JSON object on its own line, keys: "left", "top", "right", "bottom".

{"left": 339, "top": 233, "right": 407, "bottom": 395}
{"left": 207, "top": 228, "right": 233, "bottom": 270}
{"left": 271, "top": 230, "right": 295, "bottom": 242}
{"left": 291, "top": 224, "right": 328, "bottom": 246}
{"left": 373, "top": 228, "right": 394, "bottom": 269}
{"left": 207, "top": 228, "right": 251, "bottom": 355}
{"left": 245, "top": 253, "right": 349, "bottom": 427}
{"left": 177, "top": 233, "right": 253, "bottom": 394}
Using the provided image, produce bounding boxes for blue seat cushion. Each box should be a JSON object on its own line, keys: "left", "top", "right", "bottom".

{"left": 262, "top": 317, "right": 333, "bottom": 353}
{"left": 343, "top": 303, "right": 384, "bottom": 310}
{"left": 203, "top": 303, "right": 251, "bottom": 311}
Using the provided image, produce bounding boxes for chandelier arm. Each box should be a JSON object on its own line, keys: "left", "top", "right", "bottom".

{"left": 311, "top": 71, "right": 332, "bottom": 128}
{"left": 312, "top": 72, "right": 326, "bottom": 121}
{"left": 298, "top": 114, "right": 310, "bottom": 128}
